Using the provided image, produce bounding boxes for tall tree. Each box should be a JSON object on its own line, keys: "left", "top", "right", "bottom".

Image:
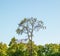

{"left": 16, "top": 17, "right": 46, "bottom": 56}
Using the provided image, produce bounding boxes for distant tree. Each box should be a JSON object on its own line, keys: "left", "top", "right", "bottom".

{"left": 16, "top": 17, "right": 46, "bottom": 40}
{"left": 16, "top": 17, "right": 46, "bottom": 56}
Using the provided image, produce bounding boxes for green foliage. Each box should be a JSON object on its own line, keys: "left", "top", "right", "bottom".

{"left": 0, "top": 38, "right": 60, "bottom": 56}
{"left": 9, "top": 37, "right": 17, "bottom": 46}
{"left": 0, "top": 43, "right": 7, "bottom": 56}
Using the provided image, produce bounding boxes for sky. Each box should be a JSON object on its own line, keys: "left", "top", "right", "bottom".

{"left": 0, "top": 0, "right": 60, "bottom": 45}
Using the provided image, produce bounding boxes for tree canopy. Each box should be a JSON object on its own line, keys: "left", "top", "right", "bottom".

{"left": 0, "top": 37, "right": 60, "bottom": 56}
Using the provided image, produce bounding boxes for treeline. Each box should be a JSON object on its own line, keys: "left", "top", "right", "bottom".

{"left": 0, "top": 37, "right": 60, "bottom": 56}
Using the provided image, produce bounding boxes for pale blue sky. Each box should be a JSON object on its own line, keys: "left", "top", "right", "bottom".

{"left": 0, "top": 0, "right": 60, "bottom": 45}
